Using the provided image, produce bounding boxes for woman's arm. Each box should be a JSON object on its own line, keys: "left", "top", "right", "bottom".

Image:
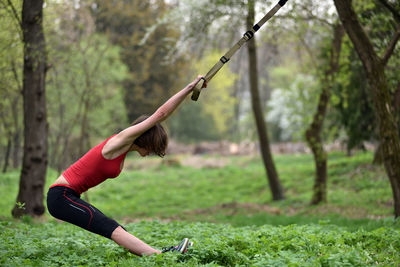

{"left": 103, "top": 75, "right": 206, "bottom": 155}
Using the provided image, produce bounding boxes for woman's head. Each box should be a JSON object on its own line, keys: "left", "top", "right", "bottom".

{"left": 132, "top": 115, "right": 168, "bottom": 157}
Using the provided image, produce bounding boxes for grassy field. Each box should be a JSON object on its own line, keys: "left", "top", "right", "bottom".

{"left": 1, "top": 151, "right": 399, "bottom": 266}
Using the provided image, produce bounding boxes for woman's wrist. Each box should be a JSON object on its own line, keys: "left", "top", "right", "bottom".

{"left": 183, "top": 84, "right": 194, "bottom": 94}
{"left": 182, "top": 75, "right": 205, "bottom": 94}
{"left": 185, "top": 79, "right": 198, "bottom": 92}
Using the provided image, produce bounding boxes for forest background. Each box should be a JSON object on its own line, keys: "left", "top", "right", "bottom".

{"left": 1, "top": 0, "right": 400, "bottom": 233}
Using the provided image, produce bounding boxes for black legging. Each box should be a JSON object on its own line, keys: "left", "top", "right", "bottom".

{"left": 47, "top": 186, "right": 121, "bottom": 239}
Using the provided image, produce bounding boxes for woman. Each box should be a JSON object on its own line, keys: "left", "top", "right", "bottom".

{"left": 47, "top": 75, "right": 206, "bottom": 256}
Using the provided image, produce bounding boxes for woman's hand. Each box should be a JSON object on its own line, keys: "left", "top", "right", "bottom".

{"left": 187, "top": 75, "right": 207, "bottom": 91}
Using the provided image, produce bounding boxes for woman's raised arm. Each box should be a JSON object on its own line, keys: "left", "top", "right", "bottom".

{"left": 103, "top": 75, "right": 206, "bottom": 154}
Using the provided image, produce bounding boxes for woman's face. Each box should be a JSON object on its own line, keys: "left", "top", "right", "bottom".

{"left": 137, "top": 146, "right": 150, "bottom": 157}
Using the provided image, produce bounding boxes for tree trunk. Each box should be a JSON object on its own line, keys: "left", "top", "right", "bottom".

{"left": 306, "top": 24, "right": 344, "bottom": 205}
{"left": 2, "top": 138, "right": 11, "bottom": 173}
{"left": 393, "top": 82, "right": 400, "bottom": 115}
{"left": 12, "top": 131, "right": 21, "bottom": 168}
{"left": 373, "top": 142, "right": 384, "bottom": 165}
{"left": 375, "top": 82, "right": 400, "bottom": 164}
{"left": 334, "top": 0, "right": 400, "bottom": 217}
{"left": 12, "top": 0, "right": 48, "bottom": 218}
{"left": 246, "top": 0, "right": 284, "bottom": 201}
{"left": 11, "top": 59, "right": 22, "bottom": 169}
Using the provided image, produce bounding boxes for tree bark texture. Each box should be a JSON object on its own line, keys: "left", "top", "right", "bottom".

{"left": 12, "top": 0, "right": 48, "bottom": 218}
{"left": 246, "top": 0, "right": 285, "bottom": 201}
{"left": 373, "top": 82, "right": 400, "bottom": 165}
{"left": 306, "top": 24, "right": 344, "bottom": 205}
{"left": 334, "top": 0, "right": 400, "bottom": 217}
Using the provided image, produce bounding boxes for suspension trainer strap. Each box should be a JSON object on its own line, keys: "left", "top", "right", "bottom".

{"left": 191, "top": 0, "right": 288, "bottom": 101}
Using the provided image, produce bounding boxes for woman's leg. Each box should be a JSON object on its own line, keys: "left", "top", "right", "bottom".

{"left": 47, "top": 186, "right": 160, "bottom": 256}
{"left": 111, "top": 226, "right": 161, "bottom": 256}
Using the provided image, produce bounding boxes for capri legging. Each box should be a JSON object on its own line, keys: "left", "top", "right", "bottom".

{"left": 47, "top": 186, "right": 122, "bottom": 239}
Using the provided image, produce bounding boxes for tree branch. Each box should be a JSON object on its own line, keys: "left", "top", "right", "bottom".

{"left": 382, "top": 24, "right": 400, "bottom": 66}
{"left": 297, "top": 33, "right": 318, "bottom": 69}
{"left": 10, "top": 59, "right": 22, "bottom": 94}
{"left": 276, "top": 13, "right": 333, "bottom": 27}
{"left": 376, "top": 0, "right": 400, "bottom": 23}
{"left": 6, "top": 0, "right": 22, "bottom": 28}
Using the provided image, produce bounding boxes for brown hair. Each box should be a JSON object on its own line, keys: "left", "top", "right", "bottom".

{"left": 132, "top": 115, "right": 168, "bottom": 157}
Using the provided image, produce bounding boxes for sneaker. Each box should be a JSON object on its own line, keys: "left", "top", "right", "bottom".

{"left": 162, "top": 238, "right": 192, "bottom": 254}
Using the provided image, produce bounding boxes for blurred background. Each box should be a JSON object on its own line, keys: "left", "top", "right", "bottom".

{"left": 0, "top": 0, "right": 399, "bottom": 217}
{"left": 2, "top": 0, "right": 398, "bottom": 171}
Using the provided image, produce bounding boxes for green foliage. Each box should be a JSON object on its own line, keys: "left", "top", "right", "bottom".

{"left": 267, "top": 73, "right": 319, "bottom": 141}
{"left": 261, "top": 12, "right": 335, "bottom": 143}
{"left": 331, "top": 37, "right": 376, "bottom": 151}
{"left": 0, "top": 220, "right": 399, "bottom": 266}
{"left": 0, "top": 0, "right": 23, "bottom": 167}
{"left": 88, "top": 152, "right": 394, "bottom": 223}
{"left": 1, "top": 152, "right": 399, "bottom": 265}
{"left": 354, "top": 0, "right": 400, "bottom": 93}
{"left": 94, "top": 0, "right": 190, "bottom": 122}
{"left": 195, "top": 50, "right": 237, "bottom": 136}
{"left": 15, "top": 202, "right": 25, "bottom": 210}
{"left": 46, "top": 32, "right": 128, "bottom": 133}
{"left": 1, "top": 1, "right": 400, "bottom": 263}
{"left": 1, "top": 152, "right": 394, "bottom": 224}
{"left": 330, "top": 0, "right": 400, "bottom": 150}
{"left": 169, "top": 103, "right": 220, "bottom": 142}
{"left": 169, "top": 50, "right": 238, "bottom": 142}
{"left": 44, "top": 1, "right": 129, "bottom": 169}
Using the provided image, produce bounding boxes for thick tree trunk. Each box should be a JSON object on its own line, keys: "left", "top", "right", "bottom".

{"left": 393, "top": 82, "right": 400, "bottom": 114}
{"left": 12, "top": 0, "right": 48, "bottom": 218}
{"left": 306, "top": 24, "right": 344, "bottom": 205}
{"left": 374, "top": 82, "right": 400, "bottom": 164}
{"left": 247, "top": 0, "right": 284, "bottom": 201}
{"left": 334, "top": 0, "right": 400, "bottom": 217}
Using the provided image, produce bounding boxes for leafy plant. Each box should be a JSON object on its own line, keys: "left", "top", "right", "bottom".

{"left": 0, "top": 220, "right": 399, "bottom": 266}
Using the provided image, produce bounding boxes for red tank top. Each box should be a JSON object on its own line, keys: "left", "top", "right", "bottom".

{"left": 61, "top": 135, "right": 128, "bottom": 194}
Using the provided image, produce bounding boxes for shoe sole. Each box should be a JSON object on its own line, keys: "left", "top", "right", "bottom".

{"left": 178, "top": 238, "right": 189, "bottom": 253}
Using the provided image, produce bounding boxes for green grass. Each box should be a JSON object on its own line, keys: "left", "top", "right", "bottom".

{"left": 94, "top": 152, "right": 393, "bottom": 225}
{"left": 1, "top": 220, "right": 399, "bottom": 266}
{"left": 1, "top": 152, "right": 393, "bottom": 223}
{"left": 1, "top": 151, "right": 399, "bottom": 266}
{"left": 213, "top": 213, "right": 399, "bottom": 232}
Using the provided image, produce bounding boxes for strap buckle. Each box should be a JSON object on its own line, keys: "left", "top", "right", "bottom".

{"left": 243, "top": 31, "right": 254, "bottom": 40}
{"left": 220, "top": 56, "right": 230, "bottom": 64}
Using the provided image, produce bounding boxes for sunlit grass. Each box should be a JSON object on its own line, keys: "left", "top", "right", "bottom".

{"left": 0, "top": 151, "right": 394, "bottom": 229}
